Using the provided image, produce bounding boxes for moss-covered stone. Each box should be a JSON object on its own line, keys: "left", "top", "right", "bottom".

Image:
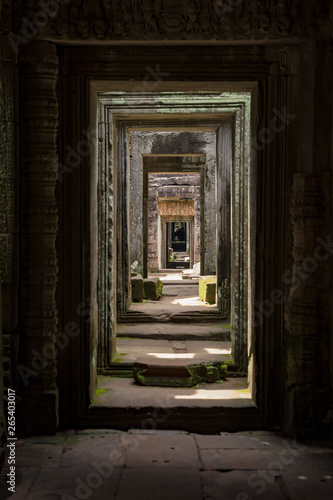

{"left": 131, "top": 274, "right": 144, "bottom": 301}
{"left": 199, "top": 276, "right": 216, "bottom": 304}
{"left": 143, "top": 277, "right": 163, "bottom": 300}
{"left": 132, "top": 358, "right": 246, "bottom": 387}
{"left": 107, "top": 370, "right": 134, "bottom": 378}
{"left": 134, "top": 360, "right": 206, "bottom": 387}
{"left": 212, "top": 361, "right": 228, "bottom": 379}
{"left": 187, "top": 363, "right": 207, "bottom": 383}
{"left": 224, "top": 359, "right": 240, "bottom": 372}
{"left": 206, "top": 366, "right": 220, "bottom": 382}
{"left": 94, "top": 388, "right": 107, "bottom": 397}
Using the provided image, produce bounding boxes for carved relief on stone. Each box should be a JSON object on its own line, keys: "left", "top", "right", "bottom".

{"left": 290, "top": 173, "right": 327, "bottom": 262}
{"left": 0, "top": 36, "right": 15, "bottom": 283}
{"left": 19, "top": 41, "right": 59, "bottom": 434}
{"left": 285, "top": 287, "right": 322, "bottom": 386}
{"left": 220, "top": 278, "right": 230, "bottom": 317}
{"left": 285, "top": 287, "right": 323, "bottom": 337}
{"left": 18, "top": 0, "right": 308, "bottom": 41}
{"left": 158, "top": 198, "right": 195, "bottom": 216}
{"left": 285, "top": 172, "right": 329, "bottom": 388}
{"left": 0, "top": 0, "right": 12, "bottom": 34}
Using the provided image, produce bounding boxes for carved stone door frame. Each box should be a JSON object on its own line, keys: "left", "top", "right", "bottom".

{"left": 54, "top": 46, "right": 290, "bottom": 432}
{"left": 142, "top": 155, "right": 204, "bottom": 278}
{"left": 97, "top": 96, "right": 251, "bottom": 370}
{"left": 160, "top": 215, "right": 195, "bottom": 269}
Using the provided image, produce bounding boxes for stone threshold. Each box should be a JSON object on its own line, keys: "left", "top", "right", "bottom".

{"left": 116, "top": 322, "right": 231, "bottom": 340}
{"left": 78, "top": 404, "right": 264, "bottom": 434}
{"left": 92, "top": 377, "right": 253, "bottom": 410}
{"left": 112, "top": 339, "right": 233, "bottom": 365}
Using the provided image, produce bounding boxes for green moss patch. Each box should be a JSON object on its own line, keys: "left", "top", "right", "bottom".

{"left": 94, "top": 388, "right": 107, "bottom": 397}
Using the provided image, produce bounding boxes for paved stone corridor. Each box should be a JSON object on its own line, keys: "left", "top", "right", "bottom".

{"left": 1, "top": 429, "right": 332, "bottom": 499}
{"left": 114, "top": 339, "right": 232, "bottom": 364}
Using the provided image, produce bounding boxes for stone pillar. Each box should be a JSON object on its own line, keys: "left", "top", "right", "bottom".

{"left": 186, "top": 222, "right": 190, "bottom": 253}
{"left": 0, "top": 32, "right": 17, "bottom": 459}
{"left": 0, "top": 285, "right": 3, "bottom": 463}
{"left": 19, "top": 42, "right": 59, "bottom": 434}
{"left": 284, "top": 173, "right": 332, "bottom": 438}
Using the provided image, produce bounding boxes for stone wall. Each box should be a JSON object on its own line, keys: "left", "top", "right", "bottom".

{"left": 10, "top": 1, "right": 330, "bottom": 43}
{"left": 0, "top": 30, "right": 18, "bottom": 461}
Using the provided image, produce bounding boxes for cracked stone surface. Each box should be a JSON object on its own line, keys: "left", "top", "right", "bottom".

{"left": 0, "top": 430, "right": 332, "bottom": 499}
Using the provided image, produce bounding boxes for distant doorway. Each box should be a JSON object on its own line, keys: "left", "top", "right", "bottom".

{"left": 165, "top": 221, "right": 190, "bottom": 269}
{"left": 156, "top": 194, "right": 197, "bottom": 271}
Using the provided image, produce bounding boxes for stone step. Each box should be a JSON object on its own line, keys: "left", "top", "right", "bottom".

{"left": 161, "top": 280, "right": 199, "bottom": 285}
{"left": 133, "top": 359, "right": 201, "bottom": 387}
{"left": 114, "top": 338, "right": 232, "bottom": 365}
{"left": 117, "top": 322, "right": 231, "bottom": 341}
{"left": 133, "top": 358, "right": 226, "bottom": 387}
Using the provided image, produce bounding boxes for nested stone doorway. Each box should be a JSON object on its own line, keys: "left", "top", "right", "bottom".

{"left": 97, "top": 88, "right": 254, "bottom": 385}
{"left": 54, "top": 47, "right": 289, "bottom": 431}
{"left": 163, "top": 217, "right": 193, "bottom": 270}
{"left": 126, "top": 133, "right": 221, "bottom": 322}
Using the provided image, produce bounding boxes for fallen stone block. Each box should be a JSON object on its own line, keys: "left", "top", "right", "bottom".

{"left": 143, "top": 277, "right": 163, "bottom": 300}
{"left": 212, "top": 361, "right": 228, "bottom": 380}
{"left": 131, "top": 274, "right": 144, "bottom": 302}
{"left": 199, "top": 276, "right": 216, "bottom": 304}
{"left": 205, "top": 365, "right": 221, "bottom": 383}
{"left": 133, "top": 359, "right": 207, "bottom": 387}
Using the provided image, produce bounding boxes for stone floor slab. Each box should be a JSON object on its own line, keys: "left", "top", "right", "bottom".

{"left": 74, "top": 429, "right": 126, "bottom": 436}
{"left": 281, "top": 465, "right": 333, "bottom": 500}
{"left": 114, "top": 338, "right": 232, "bottom": 364}
{"left": 115, "top": 468, "right": 202, "bottom": 500}
{"left": 194, "top": 433, "right": 276, "bottom": 450}
{"left": 1, "top": 430, "right": 331, "bottom": 500}
{"left": 128, "top": 286, "right": 218, "bottom": 316}
{"left": 117, "top": 339, "right": 171, "bottom": 348}
{"left": 95, "top": 377, "right": 252, "bottom": 408}
{"left": 117, "top": 346, "right": 172, "bottom": 355}
{"left": 116, "top": 322, "right": 230, "bottom": 340}
{"left": 186, "top": 340, "right": 231, "bottom": 352}
{"left": 0, "top": 466, "right": 39, "bottom": 500}
{"left": 128, "top": 429, "right": 189, "bottom": 435}
{"left": 30, "top": 465, "right": 122, "bottom": 499}
{"left": 14, "top": 442, "right": 63, "bottom": 469}
{"left": 124, "top": 434, "right": 200, "bottom": 469}
{"left": 200, "top": 448, "right": 287, "bottom": 470}
{"left": 60, "top": 432, "right": 125, "bottom": 467}
{"left": 200, "top": 470, "right": 285, "bottom": 500}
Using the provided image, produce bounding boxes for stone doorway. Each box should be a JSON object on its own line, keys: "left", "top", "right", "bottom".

{"left": 34, "top": 45, "right": 293, "bottom": 432}
{"left": 144, "top": 170, "right": 201, "bottom": 275}
{"left": 164, "top": 219, "right": 192, "bottom": 270}
{"left": 127, "top": 133, "right": 221, "bottom": 321}
{"left": 96, "top": 88, "right": 254, "bottom": 405}
{"left": 127, "top": 149, "right": 219, "bottom": 335}
{"left": 97, "top": 88, "right": 253, "bottom": 375}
